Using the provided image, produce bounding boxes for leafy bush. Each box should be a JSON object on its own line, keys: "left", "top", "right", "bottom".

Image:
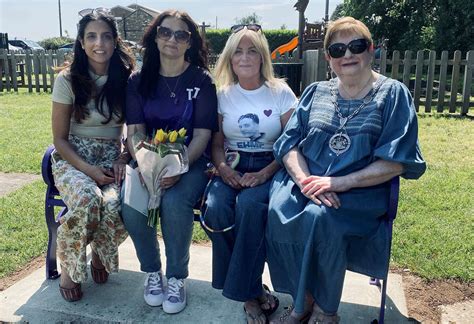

{"left": 39, "top": 37, "right": 74, "bottom": 50}
{"left": 205, "top": 29, "right": 298, "bottom": 54}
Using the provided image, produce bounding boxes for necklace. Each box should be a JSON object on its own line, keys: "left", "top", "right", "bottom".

{"left": 163, "top": 75, "right": 181, "bottom": 104}
{"left": 328, "top": 77, "right": 385, "bottom": 156}
{"left": 339, "top": 74, "right": 372, "bottom": 99}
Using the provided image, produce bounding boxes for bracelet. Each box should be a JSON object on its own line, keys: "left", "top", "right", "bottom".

{"left": 130, "top": 159, "right": 138, "bottom": 169}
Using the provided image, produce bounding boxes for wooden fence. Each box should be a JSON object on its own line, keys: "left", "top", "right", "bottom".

{"left": 303, "top": 49, "right": 474, "bottom": 115}
{"left": 1, "top": 49, "right": 473, "bottom": 115}
{"left": 0, "top": 49, "right": 70, "bottom": 93}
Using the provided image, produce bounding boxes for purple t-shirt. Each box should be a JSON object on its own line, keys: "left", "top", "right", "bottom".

{"left": 126, "top": 65, "right": 218, "bottom": 144}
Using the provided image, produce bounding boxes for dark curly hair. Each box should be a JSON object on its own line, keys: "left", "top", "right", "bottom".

{"left": 63, "top": 10, "right": 135, "bottom": 123}
{"left": 139, "top": 9, "right": 209, "bottom": 98}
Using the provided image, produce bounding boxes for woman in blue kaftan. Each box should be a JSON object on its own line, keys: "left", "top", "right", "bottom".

{"left": 266, "top": 17, "right": 426, "bottom": 324}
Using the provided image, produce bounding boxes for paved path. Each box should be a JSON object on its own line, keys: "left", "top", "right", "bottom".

{"left": 440, "top": 300, "right": 474, "bottom": 323}
{"left": 0, "top": 238, "right": 410, "bottom": 323}
{"left": 0, "top": 172, "right": 40, "bottom": 197}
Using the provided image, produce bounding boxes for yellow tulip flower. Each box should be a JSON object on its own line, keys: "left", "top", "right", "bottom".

{"left": 168, "top": 130, "right": 178, "bottom": 143}
{"left": 178, "top": 127, "right": 187, "bottom": 138}
{"left": 154, "top": 129, "right": 167, "bottom": 144}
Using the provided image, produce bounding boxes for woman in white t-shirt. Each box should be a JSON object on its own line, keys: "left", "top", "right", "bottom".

{"left": 202, "top": 24, "right": 297, "bottom": 323}
{"left": 51, "top": 9, "right": 134, "bottom": 302}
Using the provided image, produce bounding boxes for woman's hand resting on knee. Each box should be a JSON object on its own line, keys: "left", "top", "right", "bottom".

{"left": 160, "top": 175, "right": 181, "bottom": 189}
{"left": 86, "top": 165, "right": 115, "bottom": 186}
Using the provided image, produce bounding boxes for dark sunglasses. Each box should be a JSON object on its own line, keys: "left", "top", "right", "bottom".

{"left": 327, "top": 38, "right": 370, "bottom": 58}
{"left": 156, "top": 26, "right": 191, "bottom": 44}
{"left": 79, "top": 7, "right": 111, "bottom": 17}
{"left": 230, "top": 24, "right": 262, "bottom": 33}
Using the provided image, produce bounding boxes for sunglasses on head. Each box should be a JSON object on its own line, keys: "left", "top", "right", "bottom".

{"left": 79, "top": 7, "right": 111, "bottom": 17}
{"left": 230, "top": 24, "right": 262, "bottom": 33}
{"left": 327, "top": 38, "right": 370, "bottom": 58}
{"left": 156, "top": 26, "right": 191, "bottom": 44}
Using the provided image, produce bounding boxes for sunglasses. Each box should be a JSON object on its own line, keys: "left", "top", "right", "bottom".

{"left": 79, "top": 7, "right": 111, "bottom": 17}
{"left": 156, "top": 26, "right": 191, "bottom": 44}
{"left": 327, "top": 38, "right": 370, "bottom": 58}
{"left": 230, "top": 24, "right": 262, "bottom": 33}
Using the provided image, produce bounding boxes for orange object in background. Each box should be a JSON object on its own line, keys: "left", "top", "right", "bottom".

{"left": 271, "top": 36, "right": 298, "bottom": 59}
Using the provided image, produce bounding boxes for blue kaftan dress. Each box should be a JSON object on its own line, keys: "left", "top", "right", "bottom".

{"left": 265, "top": 76, "right": 426, "bottom": 314}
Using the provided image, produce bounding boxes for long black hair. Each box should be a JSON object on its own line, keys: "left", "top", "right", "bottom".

{"left": 139, "top": 9, "right": 209, "bottom": 98}
{"left": 65, "top": 11, "right": 135, "bottom": 123}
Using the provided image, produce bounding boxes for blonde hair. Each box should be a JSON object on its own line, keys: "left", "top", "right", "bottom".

{"left": 324, "top": 16, "right": 373, "bottom": 50}
{"left": 214, "top": 28, "right": 286, "bottom": 89}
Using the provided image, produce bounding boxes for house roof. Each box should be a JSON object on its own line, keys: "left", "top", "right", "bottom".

{"left": 127, "top": 3, "right": 160, "bottom": 17}
{"left": 110, "top": 5, "right": 135, "bottom": 18}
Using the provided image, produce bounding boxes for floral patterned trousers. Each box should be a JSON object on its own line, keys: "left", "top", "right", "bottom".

{"left": 52, "top": 135, "right": 128, "bottom": 283}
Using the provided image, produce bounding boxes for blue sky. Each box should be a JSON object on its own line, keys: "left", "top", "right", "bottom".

{"left": 0, "top": 0, "right": 342, "bottom": 41}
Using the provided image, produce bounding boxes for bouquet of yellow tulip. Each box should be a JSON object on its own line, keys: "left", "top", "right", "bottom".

{"left": 131, "top": 128, "right": 189, "bottom": 227}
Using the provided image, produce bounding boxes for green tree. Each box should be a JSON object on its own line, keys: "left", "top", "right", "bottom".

{"left": 235, "top": 12, "right": 261, "bottom": 25}
{"left": 330, "top": 3, "right": 346, "bottom": 21}
{"left": 39, "top": 36, "right": 74, "bottom": 50}
{"left": 343, "top": 0, "right": 473, "bottom": 52}
{"left": 433, "top": 0, "right": 474, "bottom": 53}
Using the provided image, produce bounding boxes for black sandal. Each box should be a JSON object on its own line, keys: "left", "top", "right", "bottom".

{"left": 260, "top": 284, "right": 280, "bottom": 317}
{"left": 274, "top": 304, "right": 312, "bottom": 324}
{"left": 243, "top": 303, "right": 267, "bottom": 324}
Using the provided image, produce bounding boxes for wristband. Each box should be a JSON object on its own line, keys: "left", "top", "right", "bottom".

{"left": 130, "top": 159, "right": 138, "bottom": 169}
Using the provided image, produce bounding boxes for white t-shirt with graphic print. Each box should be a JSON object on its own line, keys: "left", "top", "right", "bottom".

{"left": 218, "top": 82, "right": 298, "bottom": 152}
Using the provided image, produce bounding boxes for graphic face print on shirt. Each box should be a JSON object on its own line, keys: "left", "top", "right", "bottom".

{"left": 237, "top": 113, "right": 265, "bottom": 149}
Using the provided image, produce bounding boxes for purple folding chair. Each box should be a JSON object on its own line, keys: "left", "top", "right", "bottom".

{"left": 41, "top": 145, "right": 67, "bottom": 280}
{"left": 369, "top": 176, "right": 400, "bottom": 324}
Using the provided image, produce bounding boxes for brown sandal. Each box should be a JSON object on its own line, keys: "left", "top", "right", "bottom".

{"left": 90, "top": 262, "right": 109, "bottom": 284}
{"left": 309, "top": 304, "right": 339, "bottom": 324}
{"left": 59, "top": 283, "right": 83, "bottom": 302}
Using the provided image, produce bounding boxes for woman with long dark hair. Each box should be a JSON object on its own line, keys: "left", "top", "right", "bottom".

{"left": 51, "top": 8, "right": 134, "bottom": 302}
{"left": 123, "top": 9, "right": 218, "bottom": 314}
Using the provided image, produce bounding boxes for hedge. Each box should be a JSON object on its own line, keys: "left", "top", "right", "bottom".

{"left": 205, "top": 29, "right": 298, "bottom": 54}
{"left": 39, "top": 37, "right": 74, "bottom": 50}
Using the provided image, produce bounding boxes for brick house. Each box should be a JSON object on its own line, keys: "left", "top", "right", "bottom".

{"left": 110, "top": 4, "right": 160, "bottom": 43}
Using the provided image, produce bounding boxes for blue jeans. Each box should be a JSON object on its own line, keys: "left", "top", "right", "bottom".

{"left": 121, "top": 156, "right": 209, "bottom": 279}
{"left": 203, "top": 152, "right": 274, "bottom": 301}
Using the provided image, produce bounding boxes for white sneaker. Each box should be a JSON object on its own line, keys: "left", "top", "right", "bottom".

{"left": 143, "top": 271, "right": 164, "bottom": 307}
{"left": 163, "top": 277, "right": 186, "bottom": 314}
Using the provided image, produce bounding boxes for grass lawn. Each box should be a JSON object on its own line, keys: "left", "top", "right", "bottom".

{"left": 0, "top": 90, "right": 52, "bottom": 172}
{"left": 393, "top": 114, "right": 473, "bottom": 281}
{"left": 0, "top": 90, "right": 472, "bottom": 282}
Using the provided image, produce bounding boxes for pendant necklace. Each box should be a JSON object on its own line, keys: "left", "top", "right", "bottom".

{"left": 163, "top": 75, "right": 181, "bottom": 104}
{"left": 328, "top": 76, "right": 384, "bottom": 156}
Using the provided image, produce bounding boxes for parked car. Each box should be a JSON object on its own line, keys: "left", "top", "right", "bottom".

{"left": 59, "top": 42, "right": 74, "bottom": 50}
{"left": 8, "top": 43, "right": 22, "bottom": 51}
{"left": 8, "top": 39, "right": 44, "bottom": 51}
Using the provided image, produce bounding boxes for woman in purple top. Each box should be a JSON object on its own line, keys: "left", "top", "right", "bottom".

{"left": 123, "top": 10, "right": 218, "bottom": 314}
